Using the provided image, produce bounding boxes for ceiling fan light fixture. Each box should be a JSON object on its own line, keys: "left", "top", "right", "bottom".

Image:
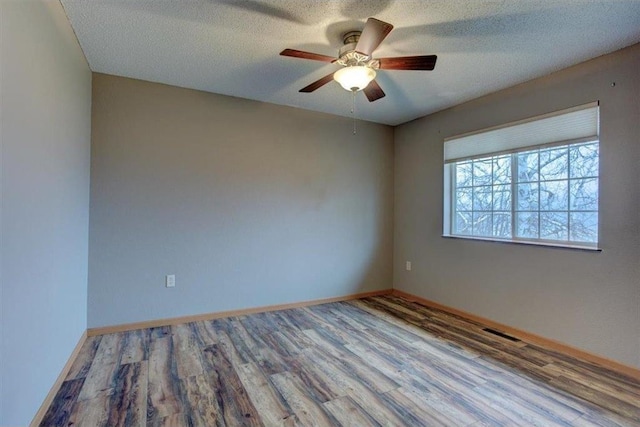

{"left": 333, "top": 66, "right": 376, "bottom": 92}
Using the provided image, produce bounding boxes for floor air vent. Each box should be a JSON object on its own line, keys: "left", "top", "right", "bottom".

{"left": 482, "top": 328, "right": 520, "bottom": 342}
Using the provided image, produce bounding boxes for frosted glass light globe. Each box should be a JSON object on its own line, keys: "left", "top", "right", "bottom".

{"left": 333, "top": 66, "right": 376, "bottom": 91}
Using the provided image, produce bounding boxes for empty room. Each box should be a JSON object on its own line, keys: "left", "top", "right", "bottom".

{"left": 2, "top": 0, "right": 639, "bottom": 426}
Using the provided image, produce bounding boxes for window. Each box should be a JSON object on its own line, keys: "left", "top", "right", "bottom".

{"left": 443, "top": 103, "right": 600, "bottom": 249}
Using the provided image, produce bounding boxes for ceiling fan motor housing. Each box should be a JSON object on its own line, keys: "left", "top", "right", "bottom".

{"left": 337, "top": 31, "right": 379, "bottom": 68}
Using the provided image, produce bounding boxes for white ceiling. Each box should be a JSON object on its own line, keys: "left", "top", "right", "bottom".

{"left": 61, "top": 0, "right": 640, "bottom": 126}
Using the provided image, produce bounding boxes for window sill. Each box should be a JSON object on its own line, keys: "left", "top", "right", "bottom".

{"left": 441, "top": 234, "right": 602, "bottom": 252}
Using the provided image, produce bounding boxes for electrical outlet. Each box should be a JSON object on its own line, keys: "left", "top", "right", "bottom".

{"left": 166, "top": 274, "right": 176, "bottom": 288}
{"left": 406, "top": 261, "right": 412, "bottom": 271}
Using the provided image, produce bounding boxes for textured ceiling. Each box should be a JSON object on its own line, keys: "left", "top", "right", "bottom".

{"left": 61, "top": 0, "right": 640, "bottom": 126}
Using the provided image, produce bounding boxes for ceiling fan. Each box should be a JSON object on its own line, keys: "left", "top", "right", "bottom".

{"left": 280, "top": 17, "right": 437, "bottom": 102}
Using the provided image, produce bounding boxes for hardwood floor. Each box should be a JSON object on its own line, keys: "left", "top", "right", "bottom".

{"left": 41, "top": 295, "right": 640, "bottom": 426}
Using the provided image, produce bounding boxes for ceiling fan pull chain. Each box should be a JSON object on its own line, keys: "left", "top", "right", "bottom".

{"left": 352, "top": 89, "right": 357, "bottom": 135}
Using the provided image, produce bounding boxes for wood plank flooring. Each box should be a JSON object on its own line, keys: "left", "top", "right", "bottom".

{"left": 41, "top": 295, "right": 640, "bottom": 426}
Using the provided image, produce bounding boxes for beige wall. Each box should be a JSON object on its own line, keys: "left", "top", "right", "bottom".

{"left": 394, "top": 43, "right": 640, "bottom": 368}
{"left": 0, "top": 1, "right": 92, "bottom": 425}
{"left": 89, "top": 73, "right": 394, "bottom": 328}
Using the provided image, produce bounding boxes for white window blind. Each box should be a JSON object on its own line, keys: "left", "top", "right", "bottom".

{"left": 444, "top": 102, "right": 599, "bottom": 163}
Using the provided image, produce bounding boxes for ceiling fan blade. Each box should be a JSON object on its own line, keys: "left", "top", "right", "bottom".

{"left": 355, "top": 17, "right": 394, "bottom": 56}
{"left": 280, "top": 49, "right": 335, "bottom": 63}
{"left": 299, "top": 72, "right": 335, "bottom": 93}
{"left": 363, "top": 80, "right": 386, "bottom": 102}
{"left": 378, "top": 55, "right": 437, "bottom": 70}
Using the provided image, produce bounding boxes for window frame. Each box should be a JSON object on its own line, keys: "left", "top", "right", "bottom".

{"left": 442, "top": 104, "right": 601, "bottom": 251}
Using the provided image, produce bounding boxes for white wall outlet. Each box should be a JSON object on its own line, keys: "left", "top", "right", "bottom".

{"left": 165, "top": 274, "right": 176, "bottom": 288}
{"left": 406, "top": 261, "right": 412, "bottom": 271}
